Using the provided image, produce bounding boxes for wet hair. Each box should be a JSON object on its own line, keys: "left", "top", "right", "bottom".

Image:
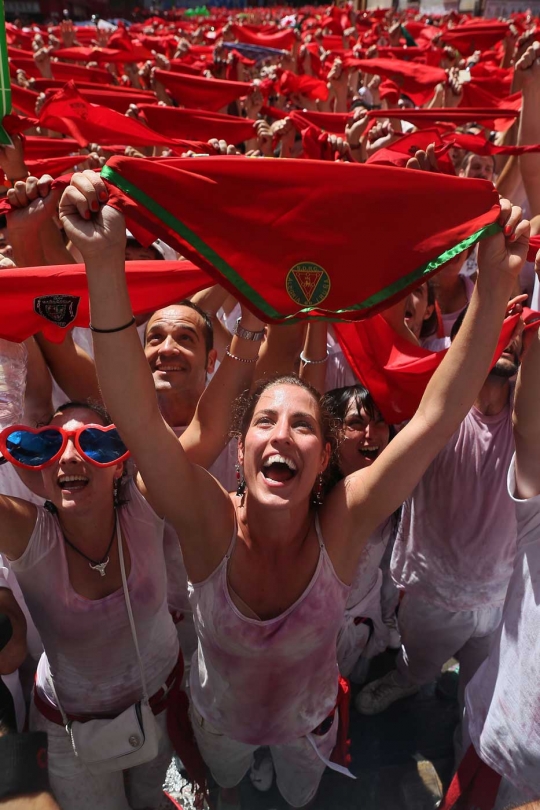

{"left": 47, "top": 400, "right": 112, "bottom": 426}
{"left": 231, "top": 374, "right": 339, "bottom": 457}
{"left": 419, "top": 280, "right": 438, "bottom": 340}
{"left": 144, "top": 299, "right": 214, "bottom": 357}
{"left": 126, "top": 236, "right": 162, "bottom": 261}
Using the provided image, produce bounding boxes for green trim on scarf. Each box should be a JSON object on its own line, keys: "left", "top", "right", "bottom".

{"left": 0, "top": 0, "right": 13, "bottom": 147}
{"left": 103, "top": 165, "right": 500, "bottom": 321}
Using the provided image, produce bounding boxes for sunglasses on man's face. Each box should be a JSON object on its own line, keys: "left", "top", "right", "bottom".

{"left": 0, "top": 425, "right": 130, "bottom": 470}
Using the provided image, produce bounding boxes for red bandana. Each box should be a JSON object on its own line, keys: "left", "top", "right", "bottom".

{"left": 153, "top": 69, "right": 253, "bottom": 111}
{"left": 0, "top": 260, "right": 210, "bottom": 343}
{"left": 98, "top": 155, "right": 501, "bottom": 323}
{"left": 138, "top": 105, "right": 256, "bottom": 144}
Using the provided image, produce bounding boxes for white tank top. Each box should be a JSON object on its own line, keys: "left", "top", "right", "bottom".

{"left": 188, "top": 513, "right": 350, "bottom": 746}
{"left": 11, "top": 481, "right": 179, "bottom": 715}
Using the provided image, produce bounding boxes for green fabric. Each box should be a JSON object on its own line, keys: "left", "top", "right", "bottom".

{"left": 0, "top": 1, "right": 13, "bottom": 147}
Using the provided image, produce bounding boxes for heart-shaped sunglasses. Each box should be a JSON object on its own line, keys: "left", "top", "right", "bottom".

{"left": 0, "top": 425, "right": 130, "bottom": 470}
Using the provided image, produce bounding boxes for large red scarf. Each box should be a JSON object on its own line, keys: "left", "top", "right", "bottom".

{"left": 367, "top": 108, "right": 520, "bottom": 132}
{"left": 230, "top": 23, "right": 296, "bottom": 50}
{"left": 138, "top": 105, "right": 256, "bottom": 144}
{"left": 334, "top": 313, "right": 521, "bottom": 424}
{"left": 38, "top": 84, "right": 176, "bottom": 148}
{"left": 153, "top": 69, "right": 253, "bottom": 111}
{"left": 0, "top": 260, "right": 210, "bottom": 343}
{"left": 98, "top": 155, "right": 501, "bottom": 323}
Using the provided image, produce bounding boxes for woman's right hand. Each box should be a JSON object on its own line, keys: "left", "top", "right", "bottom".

{"left": 58, "top": 170, "right": 126, "bottom": 265}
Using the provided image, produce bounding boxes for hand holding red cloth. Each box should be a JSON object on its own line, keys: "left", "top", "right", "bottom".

{"left": 138, "top": 105, "right": 256, "bottom": 144}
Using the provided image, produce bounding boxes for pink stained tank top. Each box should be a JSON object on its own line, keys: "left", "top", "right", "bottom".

{"left": 188, "top": 512, "right": 350, "bottom": 746}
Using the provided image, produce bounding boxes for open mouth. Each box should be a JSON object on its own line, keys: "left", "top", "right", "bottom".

{"left": 359, "top": 446, "right": 379, "bottom": 461}
{"left": 262, "top": 454, "right": 298, "bottom": 483}
{"left": 156, "top": 365, "right": 186, "bottom": 373}
{"left": 57, "top": 474, "right": 89, "bottom": 492}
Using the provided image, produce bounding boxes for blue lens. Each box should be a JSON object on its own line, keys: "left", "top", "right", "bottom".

{"left": 79, "top": 428, "right": 127, "bottom": 464}
{"left": 6, "top": 429, "right": 64, "bottom": 467}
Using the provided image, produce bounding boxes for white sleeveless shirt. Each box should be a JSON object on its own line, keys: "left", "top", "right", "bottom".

{"left": 11, "top": 481, "right": 179, "bottom": 715}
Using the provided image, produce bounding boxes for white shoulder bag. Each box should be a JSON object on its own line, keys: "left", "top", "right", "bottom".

{"left": 49, "top": 517, "right": 160, "bottom": 775}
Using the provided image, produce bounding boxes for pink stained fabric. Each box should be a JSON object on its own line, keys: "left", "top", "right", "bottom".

{"left": 465, "top": 457, "right": 540, "bottom": 800}
{"left": 391, "top": 404, "right": 516, "bottom": 611}
{"left": 10, "top": 482, "right": 179, "bottom": 716}
{"left": 188, "top": 514, "right": 349, "bottom": 745}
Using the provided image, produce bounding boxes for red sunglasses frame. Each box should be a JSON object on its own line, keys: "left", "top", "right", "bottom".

{"left": 0, "top": 424, "right": 130, "bottom": 471}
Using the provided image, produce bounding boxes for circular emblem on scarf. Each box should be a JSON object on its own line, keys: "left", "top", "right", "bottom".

{"left": 286, "top": 262, "right": 331, "bottom": 307}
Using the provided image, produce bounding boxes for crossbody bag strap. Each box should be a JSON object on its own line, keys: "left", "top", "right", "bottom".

{"left": 116, "top": 515, "right": 150, "bottom": 703}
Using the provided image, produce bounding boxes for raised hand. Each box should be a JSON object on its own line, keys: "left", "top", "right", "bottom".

{"left": 58, "top": 171, "right": 126, "bottom": 264}
{"left": 477, "top": 199, "right": 530, "bottom": 289}
{"left": 406, "top": 143, "right": 440, "bottom": 172}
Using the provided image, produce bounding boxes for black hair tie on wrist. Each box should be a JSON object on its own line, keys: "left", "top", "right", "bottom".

{"left": 89, "top": 316, "right": 135, "bottom": 334}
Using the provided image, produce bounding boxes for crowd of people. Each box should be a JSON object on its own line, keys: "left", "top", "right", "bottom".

{"left": 0, "top": 4, "right": 540, "bottom": 810}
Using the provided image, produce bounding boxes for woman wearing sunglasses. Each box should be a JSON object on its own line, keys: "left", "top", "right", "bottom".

{"left": 0, "top": 400, "right": 202, "bottom": 810}
{"left": 59, "top": 171, "right": 528, "bottom": 810}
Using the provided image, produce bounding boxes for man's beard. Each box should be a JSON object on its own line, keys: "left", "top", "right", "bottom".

{"left": 490, "top": 355, "right": 519, "bottom": 379}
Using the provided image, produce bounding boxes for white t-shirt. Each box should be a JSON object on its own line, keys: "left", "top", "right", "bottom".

{"left": 391, "top": 402, "right": 517, "bottom": 611}
{"left": 324, "top": 327, "right": 358, "bottom": 392}
{"left": 465, "top": 457, "right": 540, "bottom": 798}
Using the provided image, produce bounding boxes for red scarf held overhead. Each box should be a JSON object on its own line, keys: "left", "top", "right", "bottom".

{"left": 23, "top": 136, "right": 82, "bottom": 159}
{"left": 230, "top": 23, "right": 296, "bottom": 50}
{"left": 0, "top": 261, "right": 210, "bottom": 343}
{"left": 367, "top": 107, "right": 520, "bottom": 132}
{"left": 38, "top": 83, "right": 177, "bottom": 148}
{"left": 48, "top": 86, "right": 156, "bottom": 116}
{"left": 96, "top": 155, "right": 501, "bottom": 324}
{"left": 343, "top": 58, "right": 446, "bottom": 105}
{"left": 153, "top": 69, "right": 253, "bottom": 111}
{"left": 334, "top": 312, "right": 521, "bottom": 425}
{"left": 440, "top": 22, "right": 510, "bottom": 56}
{"left": 11, "top": 84, "right": 39, "bottom": 118}
{"left": 279, "top": 71, "right": 330, "bottom": 102}
{"left": 289, "top": 109, "right": 350, "bottom": 135}
{"left": 138, "top": 105, "right": 256, "bottom": 144}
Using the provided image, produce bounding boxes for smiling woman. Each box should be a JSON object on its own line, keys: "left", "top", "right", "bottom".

{"left": 0, "top": 400, "right": 198, "bottom": 810}
{"left": 61, "top": 169, "right": 529, "bottom": 810}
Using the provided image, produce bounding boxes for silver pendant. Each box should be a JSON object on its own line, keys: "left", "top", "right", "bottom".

{"left": 89, "top": 557, "right": 109, "bottom": 577}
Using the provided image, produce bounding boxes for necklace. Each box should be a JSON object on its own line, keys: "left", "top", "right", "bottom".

{"left": 62, "top": 519, "right": 116, "bottom": 577}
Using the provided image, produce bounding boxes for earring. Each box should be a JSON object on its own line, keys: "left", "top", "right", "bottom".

{"left": 314, "top": 473, "right": 324, "bottom": 506}
{"left": 113, "top": 479, "right": 120, "bottom": 507}
{"left": 235, "top": 464, "right": 246, "bottom": 497}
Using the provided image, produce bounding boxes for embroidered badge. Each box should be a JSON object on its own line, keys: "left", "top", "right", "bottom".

{"left": 286, "top": 262, "right": 331, "bottom": 307}
{"left": 34, "top": 294, "right": 80, "bottom": 328}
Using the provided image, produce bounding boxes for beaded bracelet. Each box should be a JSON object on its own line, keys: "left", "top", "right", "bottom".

{"left": 300, "top": 351, "right": 328, "bottom": 365}
{"left": 226, "top": 347, "right": 257, "bottom": 363}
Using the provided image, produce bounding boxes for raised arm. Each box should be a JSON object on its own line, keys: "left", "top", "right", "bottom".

{"left": 517, "top": 42, "right": 540, "bottom": 226}
{"left": 512, "top": 254, "right": 540, "bottom": 499}
{"left": 332, "top": 200, "right": 530, "bottom": 542}
{"left": 58, "top": 172, "right": 251, "bottom": 579}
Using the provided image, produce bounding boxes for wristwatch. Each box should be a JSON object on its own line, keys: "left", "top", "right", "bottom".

{"left": 234, "top": 318, "right": 265, "bottom": 342}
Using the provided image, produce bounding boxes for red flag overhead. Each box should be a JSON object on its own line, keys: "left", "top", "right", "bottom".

{"left": 230, "top": 23, "right": 296, "bottom": 50}
{"left": 138, "top": 105, "right": 256, "bottom": 144}
{"left": 334, "top": 312, "right": 521, "bottom": 424}
{"left": 38, "top": 83, "right": 177, "bottom": 148}
{"left": 153, "top": 69, "right": 253, "bottom": 111}
{"left": 368, "top": 107, "right": 519, "bottom": 132}
{"left": 99, "top": 155, "right": 501, "bottom": 323}
{"left": 289, "top": 109, "right": 350, "bottom": 134}
{"left": 0, "top": 261, "right": 210, "bottom": 343}
{"left": 440, "top": 22, "right": 510, "bottom": 56}
{"left": 345, "top": 58, "right": 446, "bottom": 104}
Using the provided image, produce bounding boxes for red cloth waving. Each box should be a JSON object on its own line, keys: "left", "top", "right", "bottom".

{"left": 138, "top": 105, "right": 256, "bottom": 144}
{"left": 0, "top": 261, "right": 210, "bottom": 343}
{"left": 38, "top": 83, "right": 177, "bottom": 148}
{"left": 153, "top": 70, "right": 252, "bottom": 111}
{"left": 334, "top": 312, "right": 521, "bottom": 424}
{"left": 100, "top": 155, "right": 500, "bottom": 323}
{"left": 368, "top": 108, "right": 519, "bottom": 132}
{"left": 440, "top": 23, "right": 510, "bottom": 57}
{"left": 230, "top": 24, "right": 296, "bottom": 50}
{"left": 344, "top": 58, "right": 446, "bottom": 105}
